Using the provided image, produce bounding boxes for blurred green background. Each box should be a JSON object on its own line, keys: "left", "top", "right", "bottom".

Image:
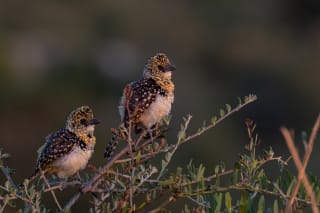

{"left": 1, "top": 0, "right": 320, "bottom": 211}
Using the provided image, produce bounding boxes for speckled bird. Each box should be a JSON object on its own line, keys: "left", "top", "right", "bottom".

{"left": 29, "top": 106, "right": 100, "bottom": 181}
{"left": 104, "top": 53, "right": 176, "bottom": 159}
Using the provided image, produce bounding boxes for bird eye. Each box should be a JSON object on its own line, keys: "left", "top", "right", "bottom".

{"left": 157, "top": 65, "right": 164, "bottom": 72}
{"left": 80, "top": 119, "right": 87, "bottom": 125}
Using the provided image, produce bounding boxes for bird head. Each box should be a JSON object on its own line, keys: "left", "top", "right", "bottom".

{"left": 66, "top": 106, "right": 100, "bottom": 137}
{"left": 143, "top": 53, "right": 176, "bottom": 81}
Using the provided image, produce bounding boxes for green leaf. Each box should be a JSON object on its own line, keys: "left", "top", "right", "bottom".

{"left": 214, "top": 193, "right": 223, "bottom": 213}
{"left": 221, "top": 162, "right": 226, "bottom": 172}
{"left": 197, "top": 164, "right": 205, "bottom": 181}
{"left": 4, "top": 181, "right": 9, "bottom": 189}
{"left": 117, "top": 179, "right": 126, "bottom": 190}
{"left": 211, "top": 116, "right": 217, "bottom": 124}
{"left": 273, "top": 200, "right": 279, "bottom": 213}
{"left": 233, "top": 169, "right": 239, "bottom": 184}
{"left": 257, "top": 195, "right": 265, "bottom": 213}
{"left": 214, "top": 165, "right": 219, "bottom": 174}
{"left": 136, "top": 151, "right": 141, "bottom": 163}
{"left": 317, "top": 188, "right": 320, "bottom": 203}
{"left": 136, "top": 202, "right": 146, "bottom": 210}
{"left": 1, "top": 153, "right": 10, "bottom": 158}
{"left": 153, "top": 142, "right": 159, "bottom": 151}
{"left": 226, "top": 104, "right": 231, "bottom": 113}
{"left": 176, "top": 167, "right": 182, "bottom": 176}
{"left": 256, "top": 169, "right": 265, "bottom": 179}
{"left": 240, "top": 192, "right": 247, "bottom": 213}
{"left": 286, "top": 178, "right": 296, "bottom": 196}
{"left": 177, "top": 130, "right": 186, "bottom": 143}
{"left": 165, "top": 153, "right": 171, "bottom": 162}
{"left": 244, "top": 96, "right": 249, "bottom": 103}
{"left": 220, "top": 109, "right": 225, "bottom": 117}
{"left": 225, "top": 192, "right": 232, "bottom": 213}
{"left": 160, "top": 179, "right": 175, "bottom": 186}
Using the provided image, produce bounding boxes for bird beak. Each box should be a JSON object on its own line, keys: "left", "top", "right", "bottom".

{"left": 88, "top": 118, "right": 100, "bottom": 125}
{"left": 165, "top": 64, "right": 176, "bottom": 71}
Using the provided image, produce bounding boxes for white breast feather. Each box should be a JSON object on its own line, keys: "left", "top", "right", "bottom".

{"left": 140, "top": 93, "right": 174, "bottom": 128}
{"left": 52, "top": 145, "right": 94, "bottom": 178}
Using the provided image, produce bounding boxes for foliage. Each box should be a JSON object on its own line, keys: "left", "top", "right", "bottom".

{"left": 1, "top": 94, "right": 320, "bottom": 213}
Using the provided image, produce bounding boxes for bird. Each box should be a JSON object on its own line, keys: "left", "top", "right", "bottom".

{"left": 28, "top": 106, "right": 100, "bottom": 182}
{"left": 104, "top": 53, "right": 176, "bottom": 159}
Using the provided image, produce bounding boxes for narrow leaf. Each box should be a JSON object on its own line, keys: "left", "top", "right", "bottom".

{"left": 286, "top": 178, "right": 296, "bottom": 196}
{"left": 225, "top": 192, "right": 232, "bottom": 213}
{"left": 226, "top": 104, "right": 231, "bottom": 113}
{"left": 240, "top": 192, "right": 247, "bottom": 213}
{"left": 211, "top": 116, "right": 217, "bottom": 124}
{"left": 273, "top": 199, "right": 279, "bottom": 213}
{"left": 257, "top": 195, "right": 265, "bottom": 213}
{"left": 214, "top": 193, "right": 223, "bottom": 213}
{"left": 220, "top": 109, "right": 225, "bottom": 117}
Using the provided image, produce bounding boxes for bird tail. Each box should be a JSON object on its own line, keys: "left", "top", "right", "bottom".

{"left": 104, "top": 128, "right": 120, "bottom": 160}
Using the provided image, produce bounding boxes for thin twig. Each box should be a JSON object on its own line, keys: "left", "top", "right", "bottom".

{"left": 0, "top": 202, "right": 7, "bottom": 213}
{"left": 273, "top": 182, "right": 289, "bottom": 201}
{"left": 148, "top": 197, "right": 171, "bottom": 213}
{"left": 62, "top": 147, "right": 127, "bottom": 212}
{"left": 0, "top": 166, "right": 17, "bottom": 190}
{"left": 156, "top": 115, "right": 193, "bottom": 181}
{"left": 114, "top": 148, "right": 169, "bottom": 164}
{"left": 172, "top": 169, "right": 234, "bottom": 189}
{"left": 125, "top": 92, "right": 135, "bottom": 211}
{"left": 282, "top": 114, "right": 320, "bottom": 213}
{"left": 43, "top": 180, "right": 81, "bottom": 193}
{"left": 63, "top": 95, "right": 258, "bottom": 211}
{"left": 182, "top": 94, "right": 257, "bottom": 144}
{"left": 156, "top": 95, "right": 257, "bottom": 182}
{"left": 186, "top": 196, "right": 211, "bottom": 208}
{"left": 41, "top": 174, "right": 62, "bottom": 211}
{"left": 62, "top": 193, "right": 81, "bottom": 212}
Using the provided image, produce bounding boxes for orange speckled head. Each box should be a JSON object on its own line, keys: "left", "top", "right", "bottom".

{"left": 143, "top": 53, "right": 176, "bottom": 80}
{"left": 66, "top": 106, "right": 100, "bottom": 136}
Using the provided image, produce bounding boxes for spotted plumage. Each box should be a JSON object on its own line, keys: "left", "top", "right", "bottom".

{"left": 120, "top": 78, "right": 166, "bottom": 126}
{"left": 30, "top": 106, "right": 100, "bottom": 180}
{"left": 104, "top": 53, "right": 175, "bottom": 159}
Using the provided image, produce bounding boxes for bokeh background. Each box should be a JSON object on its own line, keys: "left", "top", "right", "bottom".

{"left": 1, "top": 0, "right": 320, "bottom": 211}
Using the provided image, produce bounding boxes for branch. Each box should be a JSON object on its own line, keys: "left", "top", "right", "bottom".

{"left": 282, "top": 114, "right": 320, "bottom": 213}
{"left": 62, "top": 132, "right": 159, "bottom": 211}
{"left": 156, "top": 95, "right": 257, "bottom": 182}
{"left": 62, "top": 193, "right": 81, "bottom": 212}
{"left": 43, "top": 180, "right": 81, "bottom": 193}
{"left": 0, "top": 166, "right": 17, "bottom": 190}
{"left": 182, "top": 94, "right": 257, "bottom": 144}
{"left": 62, "top": 145, "right": 129, "bottom": 212}
{"left": 42, "top": 174, "right": 62, "bottom": 211}
{"left": 62, "top": 94, "right": 258, "bottom": 211}
{"left": 156, "top": 115, "right": 192, "bottom": 181}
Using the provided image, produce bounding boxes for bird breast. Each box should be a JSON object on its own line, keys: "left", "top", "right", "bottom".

{"left": 139, "top": 93, "right": 174, "bottom": 128}
{"left": 51, "top": 145, "right": 94, "bottom": 178}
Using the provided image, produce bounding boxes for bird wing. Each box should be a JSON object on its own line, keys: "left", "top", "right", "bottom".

{"left": 34, "top": 129, "right": 79, "bottom": 174}
{"left": 124, "top": 79, "right": 162, "bottom": 123}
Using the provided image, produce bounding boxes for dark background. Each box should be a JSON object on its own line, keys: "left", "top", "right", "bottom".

{"left": 0, "top": 0, "right": 319, "bottom": 211}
